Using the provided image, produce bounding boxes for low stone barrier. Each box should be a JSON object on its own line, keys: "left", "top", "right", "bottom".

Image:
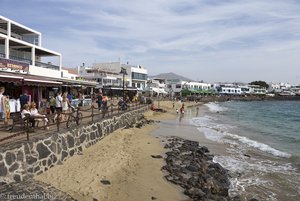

{"left": 0, "top": 106, "right": 148, "bottom": 184}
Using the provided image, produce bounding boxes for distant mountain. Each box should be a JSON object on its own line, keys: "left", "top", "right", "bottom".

{"left": 149, "top": 72, "right": 193, "bottom": 81}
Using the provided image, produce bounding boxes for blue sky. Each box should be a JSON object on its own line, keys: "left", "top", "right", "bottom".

{"left": 1, "top": 0, "right": 300, "bottom": 83}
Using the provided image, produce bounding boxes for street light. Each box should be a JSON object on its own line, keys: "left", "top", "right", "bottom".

{"left": 120, "top": 67, "right": 127, "bottom": 102}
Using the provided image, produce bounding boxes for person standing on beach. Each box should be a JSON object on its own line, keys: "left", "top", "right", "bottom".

{"left": 180, "top": 103, "right": 185, "bottom": 114}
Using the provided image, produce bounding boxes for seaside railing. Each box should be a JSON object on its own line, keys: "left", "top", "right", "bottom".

{"left": 0, "top": 101, "right": 148, "bottom": 143}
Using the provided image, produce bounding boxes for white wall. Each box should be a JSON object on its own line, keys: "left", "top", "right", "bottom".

{"left": 29, "top": 65, "right": 61, "bottom": 78}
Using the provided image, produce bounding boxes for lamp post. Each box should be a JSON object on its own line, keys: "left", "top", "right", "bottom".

{"left": 120, "top": 67, "right": 127, "bottom": 102}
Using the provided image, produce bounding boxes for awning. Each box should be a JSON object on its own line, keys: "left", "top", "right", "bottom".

{"left": 24, "top": 78, "right": 62, "bottom": 86}
{"left": 0, "top": 73, "right": 23, "bottom": 84}
{"left": 0, "top": 74, "right": 24, "bottom": 79}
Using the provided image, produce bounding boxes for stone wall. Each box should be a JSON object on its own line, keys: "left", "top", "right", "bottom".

{"left": 0, "top": 107, "right": 148, "bottom": 185}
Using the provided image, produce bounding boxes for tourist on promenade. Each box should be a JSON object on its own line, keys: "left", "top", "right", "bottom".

{"left": 102, "top": 95, "right": 108, "bottom": 112}
{"left": 54, "top": 92, "right": 62, "bottom": 122}
{"left": 20, "top": 91, "right": 29, "bottom": 109}
{"left": 0, "top": 87, "right": 9, "bottom": 125}
{"left": 21, "top": 104, "right": 35, "bottom": 128}
{"left": 67, "top": 93, "right": 72, "bottom": 102}
{"left": 62, "top": 93, "right": 71, "bottom": 120}
{"left": 49, "top": 96, "right": 56, "bottom": 114}
{"left": 97, "top": 92, "right": 103, "bottom": 111}
{"left": 46, "top": 99, "right": 51, "bottom": 115}
{"left": 30, "top": 102, "right": 49, "bottom": 129}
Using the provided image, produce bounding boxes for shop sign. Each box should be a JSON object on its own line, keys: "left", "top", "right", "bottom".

{"left": 0, "top": 58, "right": 29, "bottom": 72}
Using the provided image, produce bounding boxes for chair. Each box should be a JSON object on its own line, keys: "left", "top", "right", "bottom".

{"left": 10, "top": 113, "right": 31, "bottom": 132}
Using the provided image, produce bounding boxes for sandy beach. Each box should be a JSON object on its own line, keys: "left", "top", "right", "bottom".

{"left": 35, "top": 101, "right": 200, "bottom": 201}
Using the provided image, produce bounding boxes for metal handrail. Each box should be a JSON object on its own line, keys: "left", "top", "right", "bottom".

{"left": 9, "top": 55, "right": 32, "bottom": 64}
{"left": 35, "top": 61, "right": 59, "bottom": 70}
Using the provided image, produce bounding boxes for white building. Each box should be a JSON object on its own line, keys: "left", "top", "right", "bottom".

{"left": 268, "top": 82, "right": 292, "bottom": 93}
{"left": 220, "top": 86, "right": 242, "bottom": 95}
{"left": 78, "top": 62, "right": 125, "bottom": 88}
{"left": 78, "top": 62, "right": 148, "bottom": 95}
{"left": 248, "top": 85, "right": 266, "bottom": 95}
{"left": 147, "top": 78, "right": 167, "bottom": 95}
{"left": 122, "top": 64, "right": 148, "bottom": 91}
{"left": 0, "top": 15, "right": 62, "bottom": 78}
{"left": 218, "top": 84, "right": 266, "bottom": 95}
{"left": 165, "top": 79, "right": 212, "bottom": 97}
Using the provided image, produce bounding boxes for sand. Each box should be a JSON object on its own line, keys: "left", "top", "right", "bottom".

{"left": 35, "top": 101, "right": 202, "bottom": 201}
{"left": 35, "top": 124, "right": 185, "bottom": 201}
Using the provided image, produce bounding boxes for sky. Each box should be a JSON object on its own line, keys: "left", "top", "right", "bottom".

{"left": 1, "top": 0, "right": 300, "bottom": 84}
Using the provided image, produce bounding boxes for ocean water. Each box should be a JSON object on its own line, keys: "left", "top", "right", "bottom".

{"left": 190, "top": 101, "right": 300, "bottom": 201}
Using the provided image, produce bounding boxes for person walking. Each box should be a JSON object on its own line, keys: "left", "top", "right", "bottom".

{"left": 54, "top": 92, "right": 62, "bottom": 122}
{"left": 62, "top": 93, "right": 71, "bottom": 121}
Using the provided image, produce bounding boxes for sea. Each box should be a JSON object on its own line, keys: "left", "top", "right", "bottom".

{"left": 190, "top": 101, "right": 300, "bottom": 201}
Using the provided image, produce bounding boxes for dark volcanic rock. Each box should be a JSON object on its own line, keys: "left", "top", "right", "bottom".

{"left": 151, "top": 155, "right": 163, "bottom": 159}
{"left": 100, "top": 180, "right": 111, "bottom": 185}
{"left": 162, "top": 137, "right": 231, "bottom": 201}
{"left": 37, "top": 143, "right": 51, "bottom": 160}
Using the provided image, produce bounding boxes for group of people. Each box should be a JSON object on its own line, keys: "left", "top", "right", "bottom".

{"left": 21, "top": 102, "right": 49, "bottom": 130}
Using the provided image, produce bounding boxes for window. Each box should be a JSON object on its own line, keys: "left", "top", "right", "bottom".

{"left": 131, "top": 72, "right": 147, "bottom": 80}
{"left": 176, "top": 84, "right": 181, "bottom": 88}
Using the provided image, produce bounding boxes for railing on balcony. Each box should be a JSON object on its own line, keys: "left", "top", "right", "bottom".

{"left": 9, "top": 55, "right": 32, "bottom": 64}
{"left": 0, "top": 52, "right": 5, "bottom": 58}
{"left": 35, "top": 61, "right": 59, "bottom": 70}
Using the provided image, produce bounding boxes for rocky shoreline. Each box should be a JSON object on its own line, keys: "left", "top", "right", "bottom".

{"left": 162, "top": 137, "right": 259, "bottom": 201}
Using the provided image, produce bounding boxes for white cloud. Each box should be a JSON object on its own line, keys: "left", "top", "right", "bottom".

{"left": 20, "top": 0, "right": 300, "bottom": 83}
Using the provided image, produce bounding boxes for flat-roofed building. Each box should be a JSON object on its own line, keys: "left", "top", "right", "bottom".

{"left": 0, "top": 15, "right": 62, "bottom": 78}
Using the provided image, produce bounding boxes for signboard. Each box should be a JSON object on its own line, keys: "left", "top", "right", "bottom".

{"left": 0, "top": 58, "right": 29, "bottom": 72}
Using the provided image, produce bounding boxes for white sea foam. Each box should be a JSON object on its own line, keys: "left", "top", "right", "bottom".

{"left": 196, "top": 125, "right": 291, "bottom": 158}
{"left": 213, "top": 155, "right": 295, "bottom": 199}
{"left": 204, "top": 102, "right": 228, "bottom": 113}
{"left": 197, "top": 127, "right": 225, "bottom": 142}
{"left": 224, "top": 133, "right": 291, "bottom": 158}
{"left": 190, "top": 116, "right": 233, "bottom": 131}
{"left": 213, "top": 155, "right": 296, "bottom": 174}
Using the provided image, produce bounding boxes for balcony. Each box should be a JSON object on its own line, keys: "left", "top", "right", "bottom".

{"left": 9, "top": 55, "right": 32, "bottom": 64}
{"left": 0, "top": 52, "right": 5, "bottom": 58}
{"left": 35, "top": 61, "right": 59, "bottom": 70}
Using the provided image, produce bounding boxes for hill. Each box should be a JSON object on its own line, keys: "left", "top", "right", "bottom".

{"left": 149, "top": 72, "right": 193, "bottom": 81}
